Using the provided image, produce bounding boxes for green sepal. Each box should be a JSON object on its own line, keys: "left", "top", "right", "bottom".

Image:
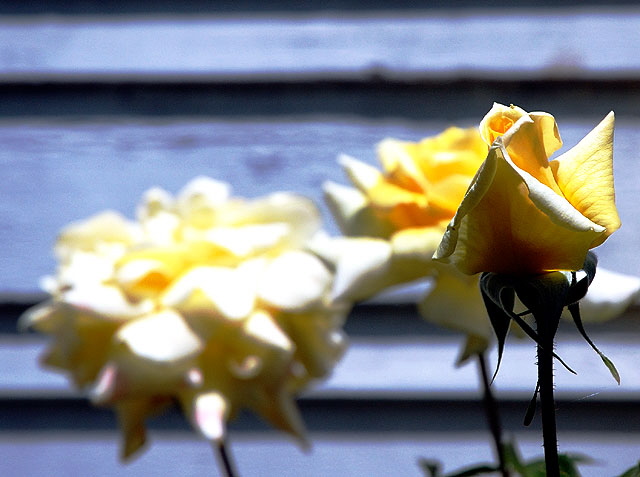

{"left": 567, "top": 302, "right": 621, "bottom": 384}
{"left": 514, "top": 271, "right": 570, "bottom": 339}
{"left": 566, "top": 252, "right": 598, "bottom": 306}
{"left": 480, "top": 272, "right": 576, "bottom": 378}
{"left": 479, "top": 272, "right": 515, "bottom": 381}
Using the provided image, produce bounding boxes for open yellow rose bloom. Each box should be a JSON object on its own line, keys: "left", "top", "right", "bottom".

{"left": 21, "top": 177, "right": 348, "bottom": 460}
{"left": 324, "top": 127, "right": 493, "bottom": 351}
{"left": 435, "top": 103, "right": 621, "bottom": 275}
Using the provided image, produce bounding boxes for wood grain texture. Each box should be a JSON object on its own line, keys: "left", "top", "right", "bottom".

{"left": 2, "top": 117, "right": 638, "bottom": 293}
{"left": 1, "top": 5, "right": 639, "bottom": 477}
{"left": 1, "top": 432, "right": 637, "bottom": 477}
{"left": 2, "top": 333, "right": 637, "bottom": 399}
{"left": 0, "top": 10, "right": 640, "bottom": 81}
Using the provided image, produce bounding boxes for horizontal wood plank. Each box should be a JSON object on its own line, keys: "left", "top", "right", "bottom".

{"left": 3, "top": 79, "right": 640, "bottom": 119}
{"left": 1, "top": 118, "right": 638, "bottom": 294}
{"left": 0, "top": 0, "right": 637, "bottom": 15}
{"left": 2, "top": 333, "right": 637, "bottom": 400}
{"left": 0, "top": 10, "right": 639, "bottom": 81}
{"left": 1, "top": 431, "right": 637, "bottom": 477}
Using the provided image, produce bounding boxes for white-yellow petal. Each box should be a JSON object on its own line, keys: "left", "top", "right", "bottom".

{"left": 575, "top": 268, "right": 640, "bottom": 322}
{"left": 162, "top": 263, "right": 259, "bottom": 320}
{"left": 258, "top": 251, "right": 331, "bottom": 311}
{"left": 116, "top": 309, "right": 203, "bottom": 363}
{"left": 323, "top": 180, "right": 369, "bottom": 225}
{"left": 64, "top": 284, "right": 153, "bottom": 319}
{"left": 202, "top": 223, "right": 290, "bottom": 256}
{"left": 329, "top": 237, "right": 393, "bottom": 303}
{"left": 191, "top": 392, "right": 229, "bottom": 442}
{"left": 244, "top": 310, "right": 293, "bottom": 352}
{"left": 338, "top": 154, "right": 384, "bottom": 192}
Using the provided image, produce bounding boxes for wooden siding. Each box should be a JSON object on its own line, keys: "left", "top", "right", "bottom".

{"left": 1, "top": 4, "right": 640, "bottom": 476}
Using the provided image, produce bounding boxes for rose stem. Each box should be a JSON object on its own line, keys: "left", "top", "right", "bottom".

{"left": 536, "top": 314, "right": 560, "bottom": 477}
{"left": 477, "top": 352, "right": 510, "bottom": 477}
{"left": 215, "top": 439, "right": 239, "bottom": 477}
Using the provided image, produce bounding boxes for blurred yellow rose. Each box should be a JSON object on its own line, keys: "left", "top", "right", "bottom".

{"left": 435, "top": 103, "right": 621, "bottom": 275}
{"left": 323, "top": 127, "right": 493, "bottom": 357}
{"left": 21, "top": 176, "right": 348, "bottom": 460}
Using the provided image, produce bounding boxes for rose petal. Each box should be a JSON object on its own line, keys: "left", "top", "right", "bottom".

{"left": 418, "top": 265, "right": 491, "bottom": 342}
{"left": 190, "top": 392, "right": 228, "bottom": 442}
{"left": 328, "top": 237, "right": 393, "bottom": 302}
{"left": 500, "top": 111, "right": 564, "bottom": 194}
{"left": 258, "top": 251, "right": 331, "bottom": 311}
{"left": 162, "top": 263, "right": 259, "bottom": 320}
{"left": 575, "top": 267, "right": 640, "bottom": 322}
{"left": 323, "top": 180, "right": 394, "bottom": 238}
{"left": 244, "top": 310, "right": 293, "bottom": 352}
{"left": 377, "top": 138, "right": 429, "bottom": 191}
{"left": 551, "top": 111, "right": 620, "bottom": 246}
{"left": 115, "top": 309, "right": 203, "bottom": 363}
{"left": 338, "top": 153, "right": 383, "bottom": 192}
{"left": 435, "top": 143, "right": 603, "bottom": 274}
{"left": 217, "top": 192, "right": 321, "bottom": 248}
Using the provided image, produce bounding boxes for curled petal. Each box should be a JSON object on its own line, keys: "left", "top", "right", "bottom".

{"left": 479, "top": 102, "right": 530, "bottom": 145}
{"left": 551, "top": 112, "right": 620, "bottom": 246}
{"left": 500, "top": 111, "right": 563, "bottom": 193}
{"left": 435, "top": 143, "right": 603, "bottom": 274}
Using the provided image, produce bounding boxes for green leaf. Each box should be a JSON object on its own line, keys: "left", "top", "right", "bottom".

{"left": 618, "top": 461, "right": 640, "bottom": 477}
{"left": 502, "top": 441, "right": 528, "bottom": 475}
{"left": 445, "top": 464, "right": 499, "bottom": 477}
{"left": 558, "top": 453, "right": 591, "bottom": 476}
{"left": 568, "top": 302, "right": 621, "bottom": 384}
{"left": 519, "top": 453, "right": 589, "bottom": 477}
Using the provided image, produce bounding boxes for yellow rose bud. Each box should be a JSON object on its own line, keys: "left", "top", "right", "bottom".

{"left": 20, "top": 176, "right": 349, "bottom": 461}
{"left": 435, "top": 104, "right": 621, "bottom": 275}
